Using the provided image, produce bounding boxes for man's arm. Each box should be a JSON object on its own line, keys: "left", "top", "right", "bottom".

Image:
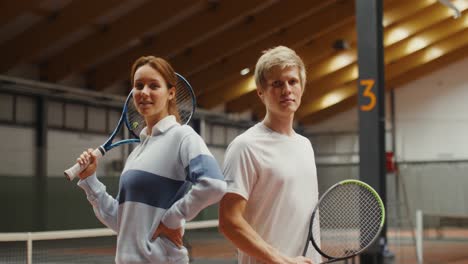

{"left": 219, "top": 193, "right": 313, "bottom": 264}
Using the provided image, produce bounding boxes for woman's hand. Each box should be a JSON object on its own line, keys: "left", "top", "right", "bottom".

{"left": 77, "top": 148, "right": 98, "bottom": 180}
{"left": 152, "top": 222, "right": 183, "bottom": 248}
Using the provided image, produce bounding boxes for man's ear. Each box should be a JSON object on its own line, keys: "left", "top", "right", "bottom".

{"left": 257, "top": 88, "right": 264, "bottom": 102}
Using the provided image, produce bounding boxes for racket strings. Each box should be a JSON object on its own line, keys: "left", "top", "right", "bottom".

{"left": 123, "top": 74, "right": 194, "bottom": 136}
{"left": 174, "top": 75, "right": 195, "bottom": 125}
{"left": 126, "top": 98, "right": 146, "bottom": 137}
{"left": 312, "top": 184, "right": 384, "bottom": 258}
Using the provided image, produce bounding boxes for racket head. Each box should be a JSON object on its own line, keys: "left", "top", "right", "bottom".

{"left": 100, "top": 91, "right": 144, "bottom": 152}
{"left": 103, "top": 73, "right": 196, "bottom": 151}
{"left": 308, "top": 179, "right": 385, "bottom": 260}
{"left": 124, "top": 90, "right": 146, "bottom": 138}
{"left": 64, "top": 92, "right": 143, "bottom": 181}
{"left": 174, "top": 73, "right": 196, "bottom": 125}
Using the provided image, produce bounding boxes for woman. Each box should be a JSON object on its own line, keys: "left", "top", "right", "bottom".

{"left": 76, "top": 56, "right": 226, "bottom": 264}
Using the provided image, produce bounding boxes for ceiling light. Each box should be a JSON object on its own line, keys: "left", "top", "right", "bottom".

{"left": 321, "top": 93, "right": 344, "bottom": 108}
{"left": 240, "top": 68, "right": 250, "bottom": 76}
{"left": 351, "top": 66, "right": 359, "bottom": 79}
{"left": 453, "top": 0, "right": 468, "bottom": 11}
{"left": 329, "top": 53, "right": 355, "bottom": 71}
{"left": 439, "top": 0, "right": 466, "bottom": 18}
{"left": 386, "top": 28, "right": 409, "bottom": 45}
{"left": 406, "top": 37, "right": 428, "bottom": 53}
{"left": 424, "top": 47, "right": 444, "bottom": 61}
{"left": 383, "top": 16, "right": 390, "bottom": 27}
{"left": 241, "top": 77, "right": 257, "bottom": 93}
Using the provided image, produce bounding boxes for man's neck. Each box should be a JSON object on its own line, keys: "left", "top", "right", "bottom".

{"left": 262, "top": 113, "right": 295, "bottom": 136}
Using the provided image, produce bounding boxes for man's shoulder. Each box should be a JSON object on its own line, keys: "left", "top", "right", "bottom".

{"left": 225, "top": 124, "right": 264, "bottom": 156}
{"left": 230, "top": 124, "right": 264, "bottom": 146}
{"left": 295, "top": 133, "right": 312, "bottom": 144}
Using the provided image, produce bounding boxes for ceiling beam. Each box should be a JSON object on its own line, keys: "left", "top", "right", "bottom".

{"left": 0, "top": 0, "right": 122, "bottom": 73}
{"left": 300, "top": 24, "right": 468, "bottom": 124}
{"left": 194, "top": 0, "right": 405, "bottom": 100}
{"left": 42, "top": 0, "right": 201, "bottom": 82}
{"left": 0, "top": 0, "right": 37, "bottom": 27}
{"left": 202, "top": 0, "right": 433, "bottom": 110}
{"left": 89, "top": 0, "right": 271, "bottom": 90}
{"left": 298, "top": 12, "right": 468, "bottom": 119}
{"left": 170, "top": 0, "right": 336, "bottom": 78}
{"left": 228, "top": 1, "right": 462, "bottom": 114}
{"left": 382, "top": 0, "right": 435, "bottom": 26}
{"left": 299, "top": 95, "right": 357, "bottom": 125}
{"left": 297, "top": 0, "right": 431, "bottom": 65}
{"left": 196, "top": 0, "right": 356, "bottom": 107}
{"left": 299, "top": 4, "right": 468, "bottom": 105}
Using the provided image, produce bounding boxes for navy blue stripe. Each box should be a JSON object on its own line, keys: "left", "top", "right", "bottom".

{"left": 118, "top": 169, "right": 185, "bottom": 209}
{"left": 186, "top": 154, "right": 224, "bottom": 182}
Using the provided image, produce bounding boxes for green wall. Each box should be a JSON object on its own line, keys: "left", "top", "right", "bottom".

{"left": 0, "top": 176, "right": 219, "bottom": 232}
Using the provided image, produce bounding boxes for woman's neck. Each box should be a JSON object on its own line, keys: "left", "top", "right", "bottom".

{"left": 144, "top": 114, "right": 168, "bottom": 135}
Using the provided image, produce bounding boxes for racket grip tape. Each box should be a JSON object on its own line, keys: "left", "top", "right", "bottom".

{"left": 64, "top": 147, "right": 105, "bottom": 181}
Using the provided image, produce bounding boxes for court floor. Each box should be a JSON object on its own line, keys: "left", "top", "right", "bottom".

{"left": 188, "top": 228, "right": 468, "bottom": 264}
{"left": 1, "top": 227, "right": 467, "bottom": 263}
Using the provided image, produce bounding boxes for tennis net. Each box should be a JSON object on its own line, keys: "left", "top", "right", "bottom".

{"left": 0, "top": 220, "right": 236, "bottom": 264}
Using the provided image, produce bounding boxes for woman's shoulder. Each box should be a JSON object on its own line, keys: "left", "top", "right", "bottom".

{"left": 169, "top": 124, "right": 198, "bottom": 140}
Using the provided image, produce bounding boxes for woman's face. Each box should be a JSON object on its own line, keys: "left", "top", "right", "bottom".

{"left": 132, "top": 64, "right": 175, "bottom": 125}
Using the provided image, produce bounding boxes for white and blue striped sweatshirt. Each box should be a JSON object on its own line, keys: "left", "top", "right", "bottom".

{"left": 77, "top": 115, "right": 226, "bottom": 264}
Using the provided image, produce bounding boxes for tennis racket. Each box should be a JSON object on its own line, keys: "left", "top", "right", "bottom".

{"left": 302, "top": 179, "right": 385, "bottom": 263}
{"left": 64, "top": 73, "right": 196, "bottom": 181}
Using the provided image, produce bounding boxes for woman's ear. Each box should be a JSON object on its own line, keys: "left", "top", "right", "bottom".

{"left": 168, "top": 87, "right": 176, "bottom": 100}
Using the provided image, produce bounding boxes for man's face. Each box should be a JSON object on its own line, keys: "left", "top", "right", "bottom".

{"left": 257, "top": 65, "right": 303, "bottom": 117}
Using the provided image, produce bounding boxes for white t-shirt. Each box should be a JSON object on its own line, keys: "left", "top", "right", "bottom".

{"left": 223, "top": 122, "right": 321, "bottom": 264}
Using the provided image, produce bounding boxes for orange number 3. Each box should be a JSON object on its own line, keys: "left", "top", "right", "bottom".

{"left": 360, "top": 79, "right": 376, "bottom": 111}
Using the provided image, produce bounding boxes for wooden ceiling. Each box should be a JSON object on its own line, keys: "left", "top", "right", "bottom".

{"left": 1, "top": 0, "right": 467, "bottom": 125}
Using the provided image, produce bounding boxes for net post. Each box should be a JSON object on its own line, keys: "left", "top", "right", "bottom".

{"left": 27, "top": 232, "right": 33, "bottom": 264}
{"left": 416, "top": 209, "right": 423, "bottom": 264}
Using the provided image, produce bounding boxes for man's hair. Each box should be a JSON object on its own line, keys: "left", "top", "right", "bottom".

{"left": 254, "top": 46, "right": 306, "bottom": 90}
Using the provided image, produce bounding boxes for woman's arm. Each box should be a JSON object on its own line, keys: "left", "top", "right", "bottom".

{"left": 76, "top": 149, "right": 119, "bottom": 232}
{"left": 78, "top": 174, "right": 119, "bottom": 232}
{"left": 161, "top": 132, "right": 226, "bottom": 229}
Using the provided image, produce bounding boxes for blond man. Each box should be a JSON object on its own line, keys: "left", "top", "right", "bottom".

{"left": 219, "top": 46, "right": 320, "bottom": 264}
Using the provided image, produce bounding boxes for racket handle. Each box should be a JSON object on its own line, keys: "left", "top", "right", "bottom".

{"left": 64, "top": 147, "right": 105, "bottom": 181}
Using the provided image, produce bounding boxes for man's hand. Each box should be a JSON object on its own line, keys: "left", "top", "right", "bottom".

{"left": 271, "top": 246, "right": 314, "bottom": 264}
{"left": 152, "top": 222, "right": 183, "bottom": 248}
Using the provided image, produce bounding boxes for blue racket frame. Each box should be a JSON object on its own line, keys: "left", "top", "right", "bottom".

{"left": 99, "top": 73, "right": 196, "bottom": 154}
{"left": 98, "top": 90, "right": 140, "bottom": 155}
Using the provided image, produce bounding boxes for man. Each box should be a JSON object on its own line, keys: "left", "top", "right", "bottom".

{"left": 219, "top": 46, "right": 320, "bottom": 264}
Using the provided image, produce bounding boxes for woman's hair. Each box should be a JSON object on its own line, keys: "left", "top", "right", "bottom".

{"left": 130, "top": 56, "right": 180, "bottom": 122}
{"left": 254, "top": 46, "right": 306, "bottom": 90}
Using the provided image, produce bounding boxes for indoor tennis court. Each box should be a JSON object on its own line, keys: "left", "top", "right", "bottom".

{"left": 1, "top": 0, "right": 468, "bottom": 263}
